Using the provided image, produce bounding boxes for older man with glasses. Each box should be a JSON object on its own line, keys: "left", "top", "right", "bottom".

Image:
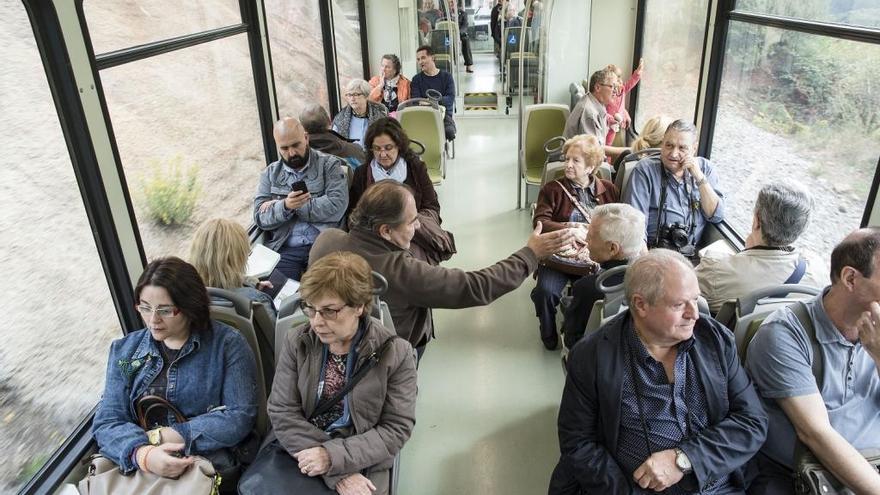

{"left": 564, "top": 67, "right": 618, "bottom": 141}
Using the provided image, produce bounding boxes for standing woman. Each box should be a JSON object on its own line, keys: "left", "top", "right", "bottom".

{"left": 368, "top": 54, "right": 411, "bottom": 114}
{"left": 530, "top": 134, "right": 619, "bottom": 350}
{"left": 238, "top": 252, "right": 417, "bottom": 495}
{"left": 332, "top": 79, "right": 388, "bottom": 148}
{"left": 350, "top": 117, "right": 454, "bottom": 265}
{"left": 91, "top": 257, "right": 257, "bottom": 485}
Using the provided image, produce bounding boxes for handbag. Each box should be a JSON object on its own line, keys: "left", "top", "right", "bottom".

{"left": 538, "top": 181, "right": 599, "bottom": 277}
{"left": 795, "top": 448, "right": 880, "bottom": 495}
{"left": 78, "top": 454, "right": 220, "bottom": 495}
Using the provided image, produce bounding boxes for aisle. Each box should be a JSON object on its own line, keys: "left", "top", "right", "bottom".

{"left": 398, "top": 117, "right": 566, "bottom": 494}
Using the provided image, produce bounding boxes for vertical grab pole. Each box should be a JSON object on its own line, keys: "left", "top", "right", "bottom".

{"left": 516, "top": 0, "right": 532, "bottom": 209}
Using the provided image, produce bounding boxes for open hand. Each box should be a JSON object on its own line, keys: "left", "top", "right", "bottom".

{"left": 527, "top": 221, "right": 576, "bottom": 259}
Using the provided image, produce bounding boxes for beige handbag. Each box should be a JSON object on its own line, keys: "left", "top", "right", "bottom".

{"left": 78, "top": 454, "right": 221, "bottom": 495}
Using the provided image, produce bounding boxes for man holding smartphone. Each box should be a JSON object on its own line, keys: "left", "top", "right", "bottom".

{"left": 254, "top": 117, "right": 349, "bottom": 280}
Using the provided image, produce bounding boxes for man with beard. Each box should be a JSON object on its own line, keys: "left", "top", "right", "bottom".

{"left": 254, "top": 117, "right": 349, "bottom": 280}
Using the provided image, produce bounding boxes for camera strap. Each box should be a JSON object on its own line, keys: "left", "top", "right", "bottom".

{"left": 656, "top": 163, "right": 696, "bottom": 245}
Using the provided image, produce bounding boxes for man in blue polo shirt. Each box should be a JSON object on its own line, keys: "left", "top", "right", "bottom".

{"left": 411, "top": 45, "right": 456, "bottom": 141}
{"left": 622, "top": 119, "right": 724, "bottom": 259}
{"left": 747, "top": 228, "right": 880, "bottom": 494}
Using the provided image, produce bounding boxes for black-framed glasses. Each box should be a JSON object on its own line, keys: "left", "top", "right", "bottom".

{"left": 301, "top": 303, "right": 349, "bottom": 320}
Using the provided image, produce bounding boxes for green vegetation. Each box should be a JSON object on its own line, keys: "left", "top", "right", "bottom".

{"left": 15, "top": 454, "right": 48, "bottom": 485}
{"left": 140, "top": 156, "right": 201, "bottom": 226}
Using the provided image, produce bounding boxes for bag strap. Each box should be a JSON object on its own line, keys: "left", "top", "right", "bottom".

{"left": 135, "top": 395, "right": 187, "bottom": 429}
{"left": 553, "top": 180, "right": 592, "bottom": 222}
{"left": 308, "top": 337, "right": 397, "bottom": 421}
{"left": 790, "top": 300, "right": 823, "bottom": 389}
{"left": 784, "top": 256, "right": 807, "bottom": 285}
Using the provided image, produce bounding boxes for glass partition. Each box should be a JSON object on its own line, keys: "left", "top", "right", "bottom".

{"left": 332, "top": 0, "right": 365, "bottom": 92}
{"left": 634, "top": 0, "right": 710, "bottom": 128}
{"left": 736, "top": 0, "right": 880, "bottom": 30}
{"left": 265, "top": 0, "right": 331, "bottom": 119}
{"left": 711, "top": 21, "right": 879, "bottom": 272}
{"left": 99, "top": 35, "right": 264, "bottom": 259}
{"left": 2, "top": 3, "right": 120, "bottom": 491}
{"left": 83, "top": 0, "right": 241, "bottom": 54}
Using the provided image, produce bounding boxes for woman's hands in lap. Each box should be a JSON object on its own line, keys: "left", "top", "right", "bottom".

{"left": 139, "top": 443, "right": 194, "bottom": 478}
{"left": 335, "top": 473, "right": 376, "bottom": 495}
{"left": 294, "top": 446, "right": 331, "bottom": 476}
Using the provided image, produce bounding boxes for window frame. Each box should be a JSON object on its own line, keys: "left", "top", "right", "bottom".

{"left": 17, "top": 0, "right": 370, "bottom": 491}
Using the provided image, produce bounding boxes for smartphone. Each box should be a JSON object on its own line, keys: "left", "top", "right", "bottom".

{"left": 291, "top": 180, "right": 308, "bottom": 194}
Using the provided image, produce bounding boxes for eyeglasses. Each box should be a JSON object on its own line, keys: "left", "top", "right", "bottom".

{"left": 137, "top": 304, "right": 181, "bottom": 319}
{"left": 598, "top": 83, "right": 616, "bottom": 89}
{"left": 371, "top": 144, "right": 397, "bottom": 154}
{"left": 301, "top": 303, "right": 349, "bottom": 320}
{"left": 344, "top": 92, "right": 365, "bottom": 98}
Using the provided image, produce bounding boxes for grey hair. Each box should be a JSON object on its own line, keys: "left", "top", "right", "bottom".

{"left": 754, "top": 182, "right": 814, "bottom": 247}
{"left": 624, "top": 249, "right": 693, "bottom": 306}
{"left": 592, "top": 203, "right": 646, "bottom": 259}
{"left": 664, "top": 119, "right": 698, "bottom": 142}
{"left": 299, "top": 104, "right": 331, "bottom": 134}
{"left": 345, "top": 79, "right": 372, "bottom": 97}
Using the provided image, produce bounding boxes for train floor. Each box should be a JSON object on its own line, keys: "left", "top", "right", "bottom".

{"left": 397, "top": 116, "right": 566, "bottom": 494}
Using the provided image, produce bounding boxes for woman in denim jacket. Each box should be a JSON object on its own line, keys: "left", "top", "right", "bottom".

{"left": 92, "top": 257, "right": 258, "bottom": 479}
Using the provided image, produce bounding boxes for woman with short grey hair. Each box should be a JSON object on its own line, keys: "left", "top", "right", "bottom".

{"left": 331, "top": 79, "right": 388, "bottom": 147}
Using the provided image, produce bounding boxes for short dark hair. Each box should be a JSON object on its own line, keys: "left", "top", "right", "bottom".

{"left": 416, "top": 45, "right": 434, "bottom": 56}
{"left": 300, "top": 104, "right": 331, "bottom": 134}
{"left": 350, "top": 181, "right": 415, "bottom": 232}
{"left": 830, "top": 228, "right": 880, "bottom": 283}
{"left": 135, "top": 257, "right": 211, "bottom": 332}
{"left": 363, "top": 117, "right": 421, "bottom": 168}
{"left": 382, "top": 53, "right": 402, "bottom": 76}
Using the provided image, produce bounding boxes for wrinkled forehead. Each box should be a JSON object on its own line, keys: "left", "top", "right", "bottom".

{"left": 662, "top": 129, "right": 696, "bottom": 147}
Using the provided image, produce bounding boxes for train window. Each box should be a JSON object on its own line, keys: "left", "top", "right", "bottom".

{"left": 265, "top": 0, "right": 331, "bottom": 118}
{"left": 331, "top": 0, "right": 366, "bottom": 89}
{"left": 634, "top": 0, "right": 710, "bottom": 127}
{"left": 735, "top": 0, "right": 880, "bottom": 30}
{"left": 83, "top": 0, "right": 241, "bottom": 55}
{"left": 2, "top": 3, "right": 120, "bottom": 491}
{"left": 711, "top": 21, "right": 878, "bottom": 272}
{"left": 98, "top": 35, "right": 264, "bottom": 258}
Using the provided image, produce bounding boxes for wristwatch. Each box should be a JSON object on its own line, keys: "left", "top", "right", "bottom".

{"left": 674, "top": 448, "right": 693, "bottom": 474}
{"left": 147, "top": 428, "right": 162, "bottom": 446}
{"left": 694, "top": 176, "right": 708, "bottom": 187}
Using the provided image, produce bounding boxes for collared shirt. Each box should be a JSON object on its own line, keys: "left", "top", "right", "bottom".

{"left": 747, "top": 287, "right": 880, "bottom": 468}
{"left": 622, "top": 156, "right": 724, "bottom": 247}
{"left": 282, "top": 162, "right": 321, "bottom": 247}
{"left": 370, "top": 157, "right": 408, "bottom": 184}
{"left": 566, "top": 179, "right": 598, "bottom": 223}
{"left": 617, "top": 321, "right": 729, "bottom": 494}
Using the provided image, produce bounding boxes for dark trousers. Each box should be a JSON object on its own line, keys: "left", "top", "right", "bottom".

{"left": 531, "top": 266, "right": 578, "bottom": 343}
{"left": 277, "top": 244, "right": 311, "bottom": 281}
{"left": 460, "top": 35, "right": 473, "bottom": 66}
{"left": 747, "top": 453, "right": 795, "bottom": 495}
{"left": 561, "top": 276, "right": 596, "bottom": 349}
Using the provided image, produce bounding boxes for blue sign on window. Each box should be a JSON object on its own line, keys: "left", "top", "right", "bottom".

{"left": 445, "top": 36, "right": 450, "bottom": 47}
{"left": 508, "top": 33, "right": 517, "bottom": 45}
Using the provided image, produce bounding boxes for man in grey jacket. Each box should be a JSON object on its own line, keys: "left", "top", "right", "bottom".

{"left": 254, "top": 117, "right": 349, "bottom": 280}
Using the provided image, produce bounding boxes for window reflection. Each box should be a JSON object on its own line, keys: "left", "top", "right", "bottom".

{"left": 265, "top": 0, "right": 330, "bottom": 118}
{"left": 2, "top": 3, "right": 120, "bottom": 492}
{"left": 332, "top": 0, "right": 365, "bottom": 90}
{"left": 736, "top": 0, "right": 880, "bottom": 30}
{"left": 84, "top": 0, "right": 241, "bottom": 55}
{"left": 635, "top": 0, "right": 709, "bottom": 128}
{"left": 98, "top": 35, "right": 264, "bottom": 258}
{"left": 712, "top": 21, "right": 878, "bottom": 271}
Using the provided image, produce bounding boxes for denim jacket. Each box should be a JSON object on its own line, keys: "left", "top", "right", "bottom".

{"left": 92, "top": 321, "right": 258, "bottom": 474}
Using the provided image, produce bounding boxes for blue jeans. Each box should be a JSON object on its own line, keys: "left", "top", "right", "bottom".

{"left": 530, "top": 266, "right": 578, "bottom": 343}
{"left": 277, "top": 244, "right": 311, "bottom": 281}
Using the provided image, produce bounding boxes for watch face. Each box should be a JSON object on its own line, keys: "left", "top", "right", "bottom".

{"left": 676, "top": 450, "right": 692, "bottom": 470}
